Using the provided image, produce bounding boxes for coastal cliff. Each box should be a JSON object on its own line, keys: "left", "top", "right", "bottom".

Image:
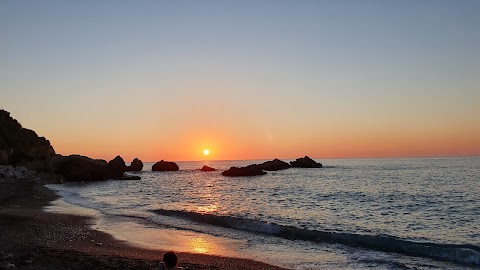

{"left": 0, "top": 110, "right": 56, "bottom": 172}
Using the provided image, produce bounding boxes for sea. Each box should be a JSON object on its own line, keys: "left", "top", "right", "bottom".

{"left": 45, "top": 157, "right": 480, "bottom": 270}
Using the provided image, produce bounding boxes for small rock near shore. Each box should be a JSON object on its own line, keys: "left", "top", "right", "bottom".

{"left": 200, "top": 165, "right": 215, "bottom": 172}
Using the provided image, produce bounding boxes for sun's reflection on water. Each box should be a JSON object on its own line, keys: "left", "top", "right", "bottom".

{"left": 197, "top": 204, "right": 218, "bottom": 213}
{"left": 189, "top": 237, "right": 211, "bottom": 254}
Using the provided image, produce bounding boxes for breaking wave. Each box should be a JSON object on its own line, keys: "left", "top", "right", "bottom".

{"left": 152, "top": 209, "right": 480, "bottom": 266}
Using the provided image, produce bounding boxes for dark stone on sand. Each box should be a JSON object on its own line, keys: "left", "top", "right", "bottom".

{"left": 0, "top": 110, "right": 56, "bottom": 172}
{"left": 254, "top": 158, "right": 291, "bottom": 171}
{"left": 200, "top": 165, "right": 215, "bottom": 172}
{"left": 118, "top": 175, "right": 141, "bottom": 180}
{"left": 152, "top": 160, "right": 179, "bottom": 171}
{"left": 108, "top": 156, "right": 127, "bottom": 178}
{"left": 222, "top": 165, "right": 267, "bottom": 177}
{"left": 126, "top": 158, "right": 143, "bottom": 172}
{"left": 49, "top": 155, "right": 110, "bottom": 182}
{"left": 290, "top": 156, "right": 323, "bottom": 168}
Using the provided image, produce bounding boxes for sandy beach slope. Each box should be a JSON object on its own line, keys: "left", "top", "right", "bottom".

{"left": 0, "top": 179, "right": 289, "bottom": 270}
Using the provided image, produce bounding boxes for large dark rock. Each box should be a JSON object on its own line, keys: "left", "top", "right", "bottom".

{"left": 222, "top": 165, "right": 267, "bottom": 177}
{"left": 290, "top": 156, "right": 323, "bottom": 168}
{"left": 127, "top": 158, "right": 143, "bottom": 172}
{"left": 254, "top": 158, "right": 291, "bottom": 171}
{"left": 108, "top": 155, "right": 127, "bottom": 178}
{"left": 152, "top": 160, "right": 179, "bottom": 171}
{"left": 200, "top": 165, "right": 215, "bottom": 172}
{"left": 49, "top": 154, "right": 110, "bottom": 182}
{"left": 0, "top": 110, "right": 56, "bottom": 171}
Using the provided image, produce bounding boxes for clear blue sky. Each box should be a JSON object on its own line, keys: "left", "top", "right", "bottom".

{"left": 1, "top": 1, "right": 479, "bottom": 160}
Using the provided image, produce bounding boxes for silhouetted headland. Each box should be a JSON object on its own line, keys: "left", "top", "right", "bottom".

{"left": 0, "top": 110, "right": 142, "bottom": 183}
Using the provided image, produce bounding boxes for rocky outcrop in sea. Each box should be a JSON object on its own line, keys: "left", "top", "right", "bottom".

{"left": 49, "top": 155, "right": 111, "bottom": 182}
{"left": 290, "top": 156, "right": 323, "bottom": 168}
{"left": 108, "top": 156, "right": 128, "bottom": 178}
{"left": 127, "top": 158, "right": 143, "bottom": 171}
{"left": 253, "top": 158, "right": 291, "bottom": 171}
{"left": 222, "top": 165, "right": 267, "bottom": 177}
{"left": 200, "top": 165, "right": 215, "bottom": 171}
{"left": 152, "top": 160, "right": 179, "bottom": 171}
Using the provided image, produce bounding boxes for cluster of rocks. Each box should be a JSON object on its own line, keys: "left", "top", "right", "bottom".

{"left": 0, "top": 165, "right": 36, "bottom": 180}
{"left": 49, "top": 155, "right": 143, "bottom": 182}
{"left": 1, "top": 109, "right": 325, "bottom": 181}
{"left": 0, "top": 110, "right": 148, "bottom": 183}
{"left": 51, "top": 156, "right": 322, "bottom": 178}
{"left": 221, "top": 156, "right": 322, "bottom": 177}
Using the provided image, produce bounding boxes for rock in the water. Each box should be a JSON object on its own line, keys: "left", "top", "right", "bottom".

{"left": 152, "top": 160, "right": 179, "bottom": 171}
{"left": 49, "top": 154, "right": 110, "bottom": 182}
{"left": 126, "top": 158, "right": 143, "bottom": 171}
{"left": 254, "top": 158, "right": 291, "bottom": 171}
{"left": 289, "top": 156, "right": 323, "bottom": 168}
{"left": 118, "top": 174, "right": 141, "bottom": 180}
{"left": 200, "top": 165, "right": 215, "bottom": 172}
{"left": 0, "top": 110, "right": 55, "bottom": 171}
{"left": 222, "top": 165, "right": 267, "bottom": 177}
{"left": 108, "top": 155, "right": 127, "bottom": 178}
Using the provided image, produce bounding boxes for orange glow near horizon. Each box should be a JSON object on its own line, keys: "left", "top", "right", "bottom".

{"left": 47, "top": 123, "right": 480, "bottom": 162}
{"left": 33, "top": 101, "right": 480, "bottom": 163}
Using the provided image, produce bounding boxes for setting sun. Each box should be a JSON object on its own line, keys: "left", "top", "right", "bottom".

{"left": 203, "top": 149, "right": 210, "bottom": 156}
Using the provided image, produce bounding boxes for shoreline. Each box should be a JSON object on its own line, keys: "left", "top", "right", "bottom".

{"left": 0, "top": 179, "right": 289, "bottom": 270}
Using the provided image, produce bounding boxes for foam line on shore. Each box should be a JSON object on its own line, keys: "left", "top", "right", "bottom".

{"left": 152, "top": 209, "right": 480, "bottom": 266}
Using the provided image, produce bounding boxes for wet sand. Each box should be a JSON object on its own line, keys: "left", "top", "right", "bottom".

{"left": 0, "top": 179, "right": 289, "bottom": 270}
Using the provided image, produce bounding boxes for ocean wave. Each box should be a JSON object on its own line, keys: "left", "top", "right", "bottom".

{"left": 152, "top": 209, "right": 480, "bottom": 266}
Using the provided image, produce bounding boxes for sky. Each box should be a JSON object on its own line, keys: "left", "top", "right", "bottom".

{"left": 1, "top": 0, "right": 479, "bottom": 161}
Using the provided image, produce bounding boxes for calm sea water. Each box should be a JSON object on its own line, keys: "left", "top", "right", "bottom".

{"left": 47, "top": 157, "right": 480, "bottom": 269}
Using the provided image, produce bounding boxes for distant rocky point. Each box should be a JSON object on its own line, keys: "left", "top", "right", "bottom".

{"left": 290, "top": 156, "right": 323, "bottom": 168}
{"left": 0, "top": 109, "right": 55, "bottom": 172}
{"left": 200, "top": 165, "right": 215, "bottom": 172}
{"left": 0, "top": 109, "right": 326, "bottom": 183}
{"left": 127, "top": 158, "right": 143, "bottom": 171}
{"left": 152, "top": 160, "right": 179, "bottom": 171}
{"left": 222, "top": 165, "right": 267, "bottom": 177}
